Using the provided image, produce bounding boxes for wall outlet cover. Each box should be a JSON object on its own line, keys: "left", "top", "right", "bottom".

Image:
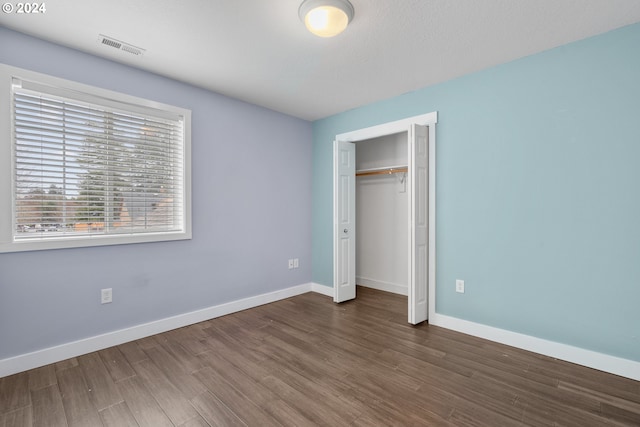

{"left": 101, "top": 288, "right": 113, "bottom": 304}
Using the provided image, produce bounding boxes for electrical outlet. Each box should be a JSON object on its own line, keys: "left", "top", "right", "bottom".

{"left": 288, "top": 259, "right": 294, "bottom": 269}
{"left": 455, "top": 280, "right": 465, "bottom": 294}
{"left": 293, "top": 258, "right": 299, "bottom": 268}
{"left": 101, "top": 288, "right": 113, "bottom": 304}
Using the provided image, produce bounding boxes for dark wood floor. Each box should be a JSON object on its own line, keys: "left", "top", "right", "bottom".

{"left": 1, "top": 287, "right": 639, "bottom": 426}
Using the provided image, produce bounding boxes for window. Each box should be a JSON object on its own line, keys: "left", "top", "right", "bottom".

{"left": 0, "top": 65, "right": 191, "bottom": 252}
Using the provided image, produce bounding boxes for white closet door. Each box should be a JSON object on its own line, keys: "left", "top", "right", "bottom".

{"left": 408, "top": 124, "right": 429, "bottom": 324}
{"left": 334, "top": 140, "right": 356, "bottom": 302}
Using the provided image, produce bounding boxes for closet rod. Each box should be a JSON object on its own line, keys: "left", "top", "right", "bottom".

{"left": 355, "top": 167, "right": 408, "bottom": 177}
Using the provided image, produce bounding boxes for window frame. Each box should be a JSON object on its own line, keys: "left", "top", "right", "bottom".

{"left": 0, "top": 64, "right": 192, "bottom": 253}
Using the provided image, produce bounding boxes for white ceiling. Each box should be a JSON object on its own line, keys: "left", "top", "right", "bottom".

{"left": 2, "top": 0, "right": 640, "bottom": 121}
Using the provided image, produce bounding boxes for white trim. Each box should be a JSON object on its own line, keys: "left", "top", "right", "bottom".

{"left": 430, "top": 313, "right": 640, "bottom": 381}
{"left": 0, "top": 63, "right": 192, "bottom": 253}
{"left": 333, "top": 111, "right": 438, "bottom": 320}
{"left": 311, "top": 282, "right": 333, "bottom": 297}
{"left": 357, "top": 277, "right": 408, "bottom": 296}
{"left": 428, "top": 123, "right": 436, "bottom": 321}
{"left": 0, "top": 283, "right": 316, "bottom": 378}
{"left": 336, "top": 112, "right": 438, "bottom": 142}
{"left": 3, "top": 282, "right": 636, "bottom": 381}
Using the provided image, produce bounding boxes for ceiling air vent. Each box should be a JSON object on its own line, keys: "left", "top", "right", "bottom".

{"left": 99, "top": 35, "right": 145, "bottom": 57}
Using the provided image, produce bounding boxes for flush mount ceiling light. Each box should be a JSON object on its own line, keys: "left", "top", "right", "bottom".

{"left": 299, "top": 0, "right": 354, "bottom": 38}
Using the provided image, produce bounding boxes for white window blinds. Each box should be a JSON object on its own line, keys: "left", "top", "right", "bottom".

{"left": 12, "top": 79, "right": 187, "bottom": 242}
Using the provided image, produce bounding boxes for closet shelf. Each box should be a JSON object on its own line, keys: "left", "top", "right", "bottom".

{"left": 355, "top": 165, "right": 408, "bottom": 177}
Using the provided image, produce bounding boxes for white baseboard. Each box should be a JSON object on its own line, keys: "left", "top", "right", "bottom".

{"left": 311, "top": 282, "right": 333, "bottom": 297}
{"left": 357, "top": 277, "right": 408, "bottom": 296}
{"left": 429, "top": 313, "right": 640, "bottom": 381}
{"left": 0, "top": 283, "right": 315, "bottom": 378}
{"left": 5, "top": 284, "right": 636, "bottom": 382}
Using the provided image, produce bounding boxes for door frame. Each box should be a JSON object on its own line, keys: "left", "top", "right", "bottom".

{"left": 332, "top": 112, "right": 437, "bottom": 322}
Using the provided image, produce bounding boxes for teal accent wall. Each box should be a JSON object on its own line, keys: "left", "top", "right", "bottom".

{"left": 311, "top": 23, "right": 640, "bottom": 362}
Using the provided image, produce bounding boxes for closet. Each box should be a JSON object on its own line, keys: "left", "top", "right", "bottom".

{"left": 355, "top": 131, "right": 409, "bottom": 297}
{"left": 334, "top": 115, "right": 434, "bottom": 323}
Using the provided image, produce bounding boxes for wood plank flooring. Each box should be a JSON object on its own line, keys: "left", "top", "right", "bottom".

{"left": 1, "top": 286, "right": 639, "bottom": 426}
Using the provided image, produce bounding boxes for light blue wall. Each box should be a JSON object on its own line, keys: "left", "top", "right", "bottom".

{"left": 0, "top": 28, "right": 312, "bottom": 360}
{"left": 312, "top": 23, "right": 640, "bottom": 362}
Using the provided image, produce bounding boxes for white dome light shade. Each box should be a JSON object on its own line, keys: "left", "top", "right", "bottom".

{"left": 299, "top": 0, "right": 354, "bottom": 38}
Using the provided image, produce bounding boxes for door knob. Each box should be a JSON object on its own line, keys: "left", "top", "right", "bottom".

{"left": 343, "top": 229, "right": 348, "bottom": 234}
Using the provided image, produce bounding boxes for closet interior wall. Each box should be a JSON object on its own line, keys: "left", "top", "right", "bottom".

{"left": 355, "top": 132, "right": 409, "bottom": 296}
